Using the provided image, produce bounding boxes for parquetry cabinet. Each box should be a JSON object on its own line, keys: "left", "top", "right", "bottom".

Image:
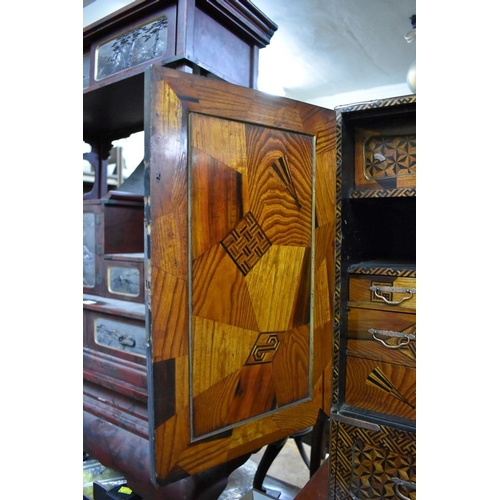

{"left": 83, "top": 2, "right": 337, "bottom": 496}
{"left": 83, "top": 3, "right": 416, "bottom": 498}
{"left": 84, "top": 66, "right": 337, "bottom": 495}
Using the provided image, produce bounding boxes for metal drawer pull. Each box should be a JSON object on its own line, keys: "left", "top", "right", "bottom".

{"left": 368, "top": 328, "right": 415, "bottom": 349}
{"left": 118, "top": 335, "right": 136, "bottom": 348}
{"left": 391, "top": 477, "right": 416, "bottom": 500}
{"left": 369, "top": 285, "right": 416, "bottom": 305}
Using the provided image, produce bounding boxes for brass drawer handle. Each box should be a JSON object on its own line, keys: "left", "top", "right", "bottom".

{"left": 118, "top": 335, "right": 136, "bottom": 348}
{"left": 368, "top": 328, "right": 415, "bottom": 349}
{"left": 369, "top": 285, "right": 416, "bottom": 305}
{"left": 391, "top": 477, "right": 416, "bottom": 499}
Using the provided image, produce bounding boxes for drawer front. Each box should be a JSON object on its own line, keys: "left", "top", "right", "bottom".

{"left": 345, "top": 356, "right": 416, "bottom": 421}
{"left": 347, "top": 307, "right": 416, "bottom": 365}
{"left": 354, "top": 128, "right": 416, "bottom": 192}
{"left": 85, "top": 311, "right": 147, "bottom": 360}
{"left": 349, "top": 274, "right": 416, "bottom": 310}
{"left": 102, "top": 261, "right": 145, "bottom": 303}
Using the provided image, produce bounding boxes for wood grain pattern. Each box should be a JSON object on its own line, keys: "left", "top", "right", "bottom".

{"left": 146, "top": 66, "right": 335, "bottom": 486}
{"left": 345, "top": 356, "right": 416, "bottom": 421}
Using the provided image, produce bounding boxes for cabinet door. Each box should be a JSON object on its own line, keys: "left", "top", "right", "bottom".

{"left": 145, "top": 66, "right": 336, "bottom": 486}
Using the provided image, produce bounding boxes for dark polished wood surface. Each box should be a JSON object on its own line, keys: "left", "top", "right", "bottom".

{"left": 295, "top": 460, "right": 329, "bottom": 500}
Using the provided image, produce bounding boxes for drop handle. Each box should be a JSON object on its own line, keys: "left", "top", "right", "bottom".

{"left": 368, "top": 328, "right": 415, "bottom": 349}
{"left": 118, "top": 335, "right": 136, "bottom": 348}
{"left": 391, "top": 477, "right": 416, "bottom": 500}
{"left": 369, "top": 285, "right": 416, "bottom": 305}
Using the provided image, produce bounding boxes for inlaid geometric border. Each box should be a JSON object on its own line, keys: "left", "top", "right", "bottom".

{"left": 347, "top": 265, "right": 416, "bottom": 278}
{"left": 336, "top": 95, "right": 416, "bottom": 114}
{"left": 350, "top": 188, "right": 416, "bottom": 199}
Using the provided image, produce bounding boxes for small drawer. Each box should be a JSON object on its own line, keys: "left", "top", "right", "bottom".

{"left": 85, "top": 310, "right": 147, "bottom": 361}
{"left": 347, "top": 307, "right": 416, "bottom": 365}
{"left": 101, "top": 254, "right": 145, "bottom": 303}
{"left": 349, "top": 274, "right": 416, "bottom": 311}
{"left": 354, "top": 127, "right": 416, "bottom": 192}
{"left": 345, "top": 355, "right": 416, "bottom": 421}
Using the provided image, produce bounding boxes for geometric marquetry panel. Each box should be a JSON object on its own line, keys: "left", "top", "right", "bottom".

{"left": 354, "top": 129, "right": 416, "bottom": 192}
{"left": 330, "top": 421, "right": 416, "bottom": 500}
{"left": 363, "top": 135, "right": 416, "bottom": 181}
{"left": 147, "top": 66, "right": 336, "bottom": 486}
{"left": 351, "top": 440, "right": 416, "bottom": 499}
{"left": 190, "top": 112, "right": 313, "bottom": 437}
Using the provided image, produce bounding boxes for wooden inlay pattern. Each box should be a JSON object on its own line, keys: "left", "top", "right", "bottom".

{"left": 190, "top": 112, "right": 313, "bottom": 436}
{"left": 221, "top": 211, "right": 272, "bottom": 276}
{"left": 246, "top": 332, "right": 283, "bottom": 365}
{"left": 364, "top": 135, "right": 416, "bottom": 180}
{"left": 330, "top": 421, "right": 416, "bottom": 499}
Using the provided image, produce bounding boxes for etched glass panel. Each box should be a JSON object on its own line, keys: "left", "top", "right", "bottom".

{"left": 83, "top": 212, "right": 96, "bottom": 287}
{"left": 108, "top": 265, "right": 140, "bottom": 296}
{"left": 94, "top": 317, "right": 146, "bottom": 357}
{"left": 96, "top": 16, "right": 167, "bottom": 81}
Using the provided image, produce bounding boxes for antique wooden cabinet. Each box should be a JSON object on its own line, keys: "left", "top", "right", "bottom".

{"left": 83, "top": 4, "right": 417, "bottom": 499}
{"left": 329, "top": 96, "right": 416, "bottom": 500}
{"left": 83, "top": 66, "right": 337, "bottom": 496}
{"left": 83, "top": 2, "right": 338, "bottom": 497}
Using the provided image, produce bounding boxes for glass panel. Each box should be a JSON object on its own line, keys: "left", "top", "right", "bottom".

{"left": 108, "top": 265, "right": 140, "bottom": 296}
{"left": 94, "top": 317, "right": 146, "bottom": 357}
{"left": 95, "top": 16, "right": 167, "bottom": 81}
{"left": 83, "top": 212, "right": 96, "bottom": 287}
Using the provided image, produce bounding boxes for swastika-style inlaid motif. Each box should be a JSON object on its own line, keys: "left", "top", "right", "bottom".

{"left": 364, "top": 135, "right": 416, "bottom": 180}
{"left": 329, "top": 421, "right": 416, "bottom": 500}
{"left": 246, "top": 333, "right": 282, "bottom": 365}
{"left": 221, "top": 212, "right": 272, "bottom": 276}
